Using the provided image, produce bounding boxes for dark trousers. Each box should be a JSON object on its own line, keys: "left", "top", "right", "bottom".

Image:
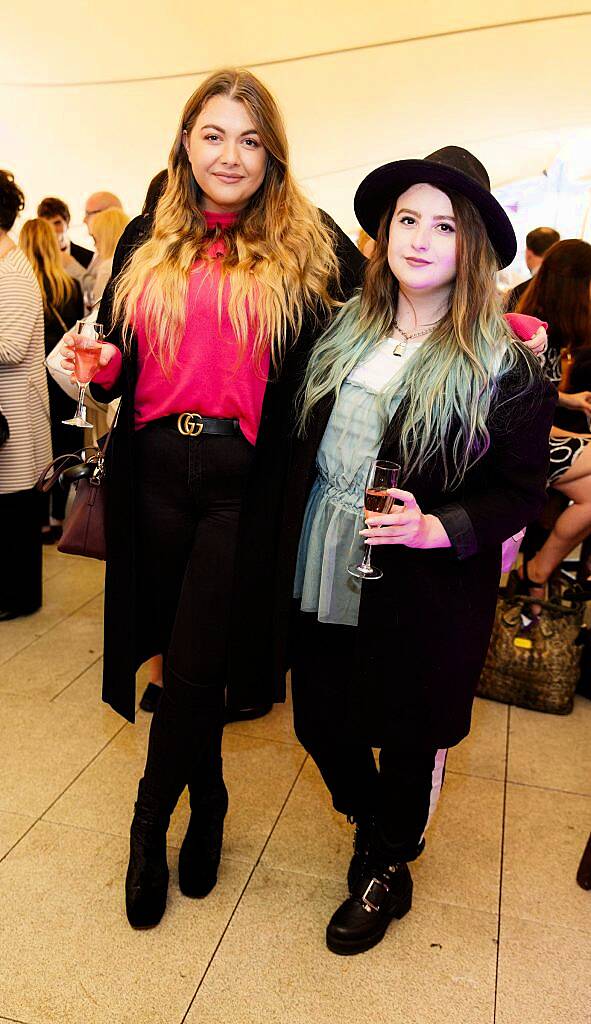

{"left": 291, "top": 613, "right": 447, "bottom": 863}
{"left": 0, "top": 487, "right": 43, "bottom": 614}
{"left": 134, "top": 420, "right": 254, "bottom": 811}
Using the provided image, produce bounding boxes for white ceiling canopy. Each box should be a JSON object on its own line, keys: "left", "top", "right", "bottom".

{"left": 2, "top": 2, "right": 590, "bottom": 235}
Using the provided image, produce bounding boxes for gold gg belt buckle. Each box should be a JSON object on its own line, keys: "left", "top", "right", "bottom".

{"left": 177, "top": 412, "right": 204, "bottom": 436}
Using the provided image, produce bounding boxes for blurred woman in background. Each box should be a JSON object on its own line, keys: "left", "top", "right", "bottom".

{"left": 0, "top": 174, "right": 52, "bottom": 617}
{"left": 86, "top": 207, "right": 130, "bottom": 308}
{"left": 19, "top": 217, "right": 84, "bottom": 542}
{"left": 516, "top": 239, "right": 591, "bottom": 600}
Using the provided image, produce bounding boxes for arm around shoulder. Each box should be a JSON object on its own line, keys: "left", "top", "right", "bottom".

{"left": 319, "top": 210, "right": 366, "bottom": 302}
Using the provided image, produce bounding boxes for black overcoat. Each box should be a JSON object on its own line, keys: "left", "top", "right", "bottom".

{"left": 273, "top": 356, "right": 557, "bottom": 749}
{"left": 92, "top": 214, "right": 365, "bottom": 723}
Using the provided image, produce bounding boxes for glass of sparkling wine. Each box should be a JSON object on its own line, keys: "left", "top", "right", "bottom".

{"left": 62, "top": 320, "right": 104, "bottom": 429}
{"left": 347, "top": 459, "right": 400, "bottom": 580}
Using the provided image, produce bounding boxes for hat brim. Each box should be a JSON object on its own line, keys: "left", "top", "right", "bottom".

{"left": 354, "top": 159, "right": 517, "bottom": 269}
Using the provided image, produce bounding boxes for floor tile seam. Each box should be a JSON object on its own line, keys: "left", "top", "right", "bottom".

{"left": 0, "top": 1016, "right": 32, "bottom": 1023}
{"left": 34, "top": 815, "right": 258, "bottom": 867}
{"left": 0, "top": 810, "right": 35, "bottom": 823}
{"left": 179, "top": 754, "right": 310, "bottom": 1024}
{"left": 249, "top": 860, "right": 501, "bottom": 909}
{"left": 497, "top": 907, "right": 591, "bottom": 938}
{"left": 0, "top": 721, "right": 128, "bottom": 865}
{"left": 504, "top": 778, "right": 591, "bottom": 799}
{"left": 256, "top": 858, "right": 502, "bottom": 914}
{"left": 0, "top": 818, "right": 41, "bottom": 867}
{"left": 49, "top": 652, "right": 104, "bottom": 702}
{"left": 445, "top": 768, "right": 505, "bottom": 783}
{"left": 493, "top": 703, "right": 511, "bottom": 1024}
{"left": 0, "top": 588, "right": 104, "bottom": 669}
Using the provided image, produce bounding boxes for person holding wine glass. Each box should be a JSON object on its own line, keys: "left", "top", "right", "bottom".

{"left": 62, "top": 319, "right": 105, "bottom": 428}
{"left": 279, "top": 147, "right": 556, "bottom": 955}
{"left": 60, "top": 68, "right": 364, "bottom": 930}
{"left": 18, "top": 217, "right": 85, "bottom": 543}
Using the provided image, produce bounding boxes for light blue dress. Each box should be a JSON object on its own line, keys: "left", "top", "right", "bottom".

{"left": 293, "top": 337, "right": 424, "bottom": 626}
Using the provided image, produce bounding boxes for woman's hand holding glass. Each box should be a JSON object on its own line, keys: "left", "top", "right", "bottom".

{"left": 60, "top": 331, "right": 118, "bottom": 384}
{"left": 360, "top": 487, "right": 452, "bottom": 550}
{"left": 61, "top": 319, "right": 118, "bottom": 428}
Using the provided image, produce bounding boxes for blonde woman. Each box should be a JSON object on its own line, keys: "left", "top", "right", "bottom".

{"left": 19, "top": 218, "right": 84, "bottom": 540}
{"left": 277, "top": 148, "right": 555, "bottom": 954}
{"left": 86, "top": 206, "right": 130, "bottom": 306}
{"left": 61, "top": 68, "right": 363, "bottom": 929}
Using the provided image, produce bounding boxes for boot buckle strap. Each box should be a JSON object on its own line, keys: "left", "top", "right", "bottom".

{"left": 361, "top": 876, "right": 390, "bottom": 913}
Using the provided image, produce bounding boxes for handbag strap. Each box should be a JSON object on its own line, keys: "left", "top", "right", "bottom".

{"left": 49, "top": 303, "right": 70, "bottom": 335}
{"left": 36, "top": 447, "right": 98, "bottom": 493}
{"left": 36, "top": 396, "right": 121, "bottom": 493}
{"left": 502, "top": 593, "right": 585, "bottom": 617}
{"left": 99, "top": 400, "right": 120, "bottom": 461}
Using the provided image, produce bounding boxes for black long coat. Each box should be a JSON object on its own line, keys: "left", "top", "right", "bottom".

{"left": 92, "top": 214, "right": 365, "bottom": 723}
{"left": 273, "top": 357, "right": 557, "bottom": 749}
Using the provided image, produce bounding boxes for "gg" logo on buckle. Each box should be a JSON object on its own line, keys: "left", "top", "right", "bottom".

{"left": 177, "top": 412, "right": 204, "bottom": 436}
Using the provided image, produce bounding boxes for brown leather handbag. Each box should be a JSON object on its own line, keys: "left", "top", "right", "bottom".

{"left": 36, "top": 408, "right": 119, "bottom": 561}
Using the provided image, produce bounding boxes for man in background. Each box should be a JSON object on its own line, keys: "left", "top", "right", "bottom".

{"left": 506, "top": 226, "right": 560, "bottom": 310}
{"left": 83, "top": 191, "right": 123, "bottom": 232}
{"left": 37, "top": 196, "right": 93, "bottom": 282}
{"left": 81, "top": 191, "right": 125, "bottom": 312}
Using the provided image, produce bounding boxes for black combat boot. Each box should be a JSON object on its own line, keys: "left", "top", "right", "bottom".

{"left": 327, "top": 831, "right": 413, "bottom": 955}
{"left": 125, "top": 781, "right": 171, "bottom": 929}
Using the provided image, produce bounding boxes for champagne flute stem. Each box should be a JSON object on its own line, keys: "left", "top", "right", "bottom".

{"left": 75, "top": 385, "right": 87, "bottom": 421}
{"left": 361, "top": 542, "right": 373, "bottom": 570}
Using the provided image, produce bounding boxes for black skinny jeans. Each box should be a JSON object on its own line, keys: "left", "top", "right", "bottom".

{"left": 0, "top": 487, "right": 43, "bottom": 614}
{"left": 134, "top": 419, "right": 254, "bottom": 813}
{"left": 291, "top": 613, "right": 447, "bottom": 863}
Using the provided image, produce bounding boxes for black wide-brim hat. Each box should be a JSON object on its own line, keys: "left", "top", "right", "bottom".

{"left": 354, "top": 146, "right": 517, "bottom": 269}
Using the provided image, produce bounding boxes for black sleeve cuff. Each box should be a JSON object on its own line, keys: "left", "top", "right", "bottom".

{"left": 432, "top": 503, "right": 478, "bottom": 560}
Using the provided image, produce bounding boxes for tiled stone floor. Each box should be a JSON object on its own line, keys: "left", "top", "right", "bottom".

{"left": 0, "top": 546, "right": 589, "bottom": 1023}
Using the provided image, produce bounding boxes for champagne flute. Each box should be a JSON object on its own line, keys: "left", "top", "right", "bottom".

{"left": 62, "top": 320, "right": 104, "bottom": 428}
{"left": 347, "top": 459, "right": 400, "bottom": 580}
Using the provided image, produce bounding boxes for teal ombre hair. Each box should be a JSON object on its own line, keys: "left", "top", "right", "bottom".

{"left": 298, "top": 189, "right": 540, "bottom": 489}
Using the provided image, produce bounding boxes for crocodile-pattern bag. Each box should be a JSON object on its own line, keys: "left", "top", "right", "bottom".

{"left": 477, "top": 575, "right": 586, "bottom": 715}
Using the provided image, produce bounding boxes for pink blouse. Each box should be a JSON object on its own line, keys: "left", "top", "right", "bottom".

{"left": 94, "top": 209, "right": 270, "bottom": 445}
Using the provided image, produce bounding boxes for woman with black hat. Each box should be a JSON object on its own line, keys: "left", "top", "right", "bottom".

{"left": 275, "top": 147, "right": 556, "bottom": 955}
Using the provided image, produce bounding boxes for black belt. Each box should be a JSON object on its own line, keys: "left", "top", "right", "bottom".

{"left": 161, "top": 413, "right": 240, "bottom": 437}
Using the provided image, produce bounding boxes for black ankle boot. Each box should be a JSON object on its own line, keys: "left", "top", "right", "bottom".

{"left": 125, "top": 785, "right": 170, "bottom": 929}
{"left": 347, "top": 816, "right": 373, "bottom": 893}
{"left": 178, "top": 779, "right": 229, "bottom": 899}
{"left": 327, "top": 856, "right": 413, "bottom": 956}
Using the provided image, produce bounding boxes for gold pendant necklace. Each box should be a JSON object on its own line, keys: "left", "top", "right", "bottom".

{"left": 392, "top": 317, "right": 439, "bottom": 357}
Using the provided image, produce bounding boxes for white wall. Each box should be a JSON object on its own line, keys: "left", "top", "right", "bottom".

{"left": 1, "top": 1, "right": 590, "bottom": 241}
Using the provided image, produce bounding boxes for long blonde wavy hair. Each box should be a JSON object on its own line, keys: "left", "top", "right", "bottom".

{"left": 112, "top": 68, "right": 340, "bottom": 374}
{"left": 19, "top": 217, "right": 76, "bottom": 310}
{"left": 299, "top": 188, "right": 540, "bottom": 488}
{"left": 91, "top": 207, "right": 130, "bottom": 261}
